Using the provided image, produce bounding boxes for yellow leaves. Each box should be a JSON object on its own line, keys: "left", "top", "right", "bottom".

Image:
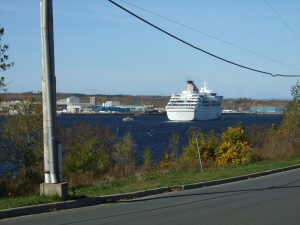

{"left": 216, "top": 124, "right": 251, "bottom": 167}
{"left": 160, "top": 152, "right": 172, "bottom": 169}
{"left": 180, "top": 129, "right": 220, "bottom": 165}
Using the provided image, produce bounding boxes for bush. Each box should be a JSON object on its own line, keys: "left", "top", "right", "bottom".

{"left": 142, "top": 146, "right": 154, "bottom": 171}
{"left": 59, "top": 123, "right": 115, "bottom": 177}
{"left": 111, "top": 132, "right": 137, "bottom": 177}
{"left": 215, "top": 123, "right": 251, "bottom": 166}
{"left": 0, "top": 98, "right": 44, "bottom": 196}
{"left": 256, "top": 80, "right": 300, "bottom": 160}
{"left": 160, "top": 151, "right": 173, "bottom": 169}
{"left": 180, "top": 128, "right": 220, "bottom": 165}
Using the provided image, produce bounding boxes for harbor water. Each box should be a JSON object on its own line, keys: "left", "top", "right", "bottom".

{"left": 58, "top": 113, "right": 282, "bottom": 162}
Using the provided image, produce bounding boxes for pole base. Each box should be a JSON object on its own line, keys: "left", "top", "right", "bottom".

{"left": 40, "top": 182, "right": 68, "bottom": 200}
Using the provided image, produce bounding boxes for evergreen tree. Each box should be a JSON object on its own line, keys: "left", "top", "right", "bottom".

{"left": 0, "top": 27, "right": 14, "bottom": 92}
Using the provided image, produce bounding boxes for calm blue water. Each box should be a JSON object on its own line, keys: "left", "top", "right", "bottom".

{"left": 57, "top": 113, "right": 282, "bottom": 163}
{"left": 0, "top": 114, "right": 282, "bottom": 176}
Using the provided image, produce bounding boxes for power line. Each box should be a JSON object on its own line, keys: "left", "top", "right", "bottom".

{"left": 108, "top": 0, "right": 300, "bottom": 78}
{"left": 264, "top": 0, "right": 300, "bottom": 40}
{"left": 119, "top": 0, "right": 300, "bottom": 71}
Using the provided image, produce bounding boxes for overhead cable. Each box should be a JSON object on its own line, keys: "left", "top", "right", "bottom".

{"left": 119, "top": 0, "right": 300, "bottom": 71}
{"left": 264, "top": 0, "right": 300, "bottom": 40}
{"left": 108, "top": 0, "right": 300, "bottom": 78}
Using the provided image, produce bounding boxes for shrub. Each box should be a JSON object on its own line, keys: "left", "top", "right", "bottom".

{"left": 0, "top": 98, "right": 44, "bottom": 196}
{"left": 160, "top": 151, "right": 172, "bottom": 169}
{"left": 180, "top": 128, "right": 220, "bottom": 165}
{"left": 59, "top": 123, "right": 115, "bottom": 176}
{"left": 111, "top": 132, "right": 137, "bottom": 177}
{"left": 168, "top": 129, "right": 181, "bottom": 162}
{"left": 142, "top": 146, "right": 153, "bottom": 171}
{"left": 258, "top": 81, "right": 300, "bottom": 160}
{"left": 215, "top": 123, "right": 251, "bottom": 166}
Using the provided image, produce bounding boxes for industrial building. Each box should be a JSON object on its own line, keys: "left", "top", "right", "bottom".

{"left": 250, "top": 106, "right": 284, "bottom": 113}
{"left": 56, "top": 97, "right": 149, "bottom": 114}
{"left": 56, "top": 96, "right": 93, "bottom": 113}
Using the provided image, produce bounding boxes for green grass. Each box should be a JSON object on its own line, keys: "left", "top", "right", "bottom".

{"left": 1, "top": 157, "right": 300, "bottom": 210}
{"left": 0, "top": 195, "right": 63, "bottom": 210}
{"left": 74, "top": 157, "right": 300, "bottom": 197}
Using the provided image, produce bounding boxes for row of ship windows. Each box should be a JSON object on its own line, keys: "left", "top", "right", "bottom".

{"left": 170, "top": 97, "right": 221, "bottom": 101}
{"left": 171, "top": 94, "right": 220, "bottom": 98}
{"left": 169, "top": 100, "right": 220, "bottom": 103}
{"left": 168, "top": 103, "right": 221, "bottom": 107}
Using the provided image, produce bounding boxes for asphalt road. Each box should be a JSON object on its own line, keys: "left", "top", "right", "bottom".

{"left": 2, "top": 168, "right": 300, "bottom": 225}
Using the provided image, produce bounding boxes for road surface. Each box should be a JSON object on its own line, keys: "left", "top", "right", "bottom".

{"left": 2, "top": 168, "right": 300, "bottom": 225}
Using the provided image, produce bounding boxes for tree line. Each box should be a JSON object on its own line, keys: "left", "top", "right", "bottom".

{"left": 1, "top": 92, "right": 290, "bottom": 111}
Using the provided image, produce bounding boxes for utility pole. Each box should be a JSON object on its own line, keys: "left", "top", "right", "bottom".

{"left": 194, "top": 128, "right": 203, "bottom": 174}
{"left": 40, "top": 0, "right": 67, "bottom": 198}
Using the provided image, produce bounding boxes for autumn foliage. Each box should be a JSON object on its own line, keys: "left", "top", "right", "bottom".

{"left": 215, "top": 123, "right": 251, "bottom": 166}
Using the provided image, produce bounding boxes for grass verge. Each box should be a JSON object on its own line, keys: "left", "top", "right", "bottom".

{"left": 0, "top": 195, "right": 63, "bottom": 211}
{"left": 1, "top": 157, "right": 300, "bottom": 210}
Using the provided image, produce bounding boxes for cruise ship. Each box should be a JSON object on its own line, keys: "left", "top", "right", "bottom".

{"left": 166, "top": 80, "right": 223, "bottom": 121}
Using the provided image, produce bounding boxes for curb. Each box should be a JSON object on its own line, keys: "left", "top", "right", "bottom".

{"left": 1, "top": 164, "right": 300, "bottom": 219}
{"left": 181, "top": 164, "right": 300, "bottom": 190}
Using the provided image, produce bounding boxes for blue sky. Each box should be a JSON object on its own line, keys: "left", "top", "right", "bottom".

{"left": 1, "top": 0, "right": 300, "bottom": 99}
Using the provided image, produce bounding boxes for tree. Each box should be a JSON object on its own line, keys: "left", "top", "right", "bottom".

{"left": 143, "top": 146, "right": 153, "bottom": 169}
{"left": 180, "top": 128, "right": 204, "bottom": 165}
{"left": 58, "top": 123, "right": 115, "bottom": 175}
{"left": 245, "top": 82, "right": 300, "bottom": 161}
{"left": 246, "top": 125, "right": 269, "bottom": 161}
{"left": 0, "top": 98, "right": 43, "bottom": 172}
{"left": 112, "top": 132, "right": 136, "bottom": 176}
{"left": 180, "top": 128, "right": 220, "bottom": 166}
{"left": 0, "top": 97, "right": 43, "bottom": 194}
{"left": 0, "top": 27, "right": 14, "bottom": 92}
{"left": 291, "top": 80, "right": 300, "bottom": 100}
{"left": 276, "top": 80, "right": 300, "bottom": 156}
{"left": 168, "top": 129, "right": 180, "bottom": 162}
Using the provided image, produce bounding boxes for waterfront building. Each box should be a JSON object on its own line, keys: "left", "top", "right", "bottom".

{"left": 250, "top": 106, "right": 284, "bottom": 113}
{"left": 90, "top": 97, "right": 96, "bottom": 106}
{"left": 56, "top": 96, "right": 92, "bottom": 113}
{"left": 102, "top": 101, "right": 120, "bottom": 107}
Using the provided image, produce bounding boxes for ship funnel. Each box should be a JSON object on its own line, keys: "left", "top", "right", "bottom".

{"left": 185, "top": 80, "right": 199, "bottom": 93}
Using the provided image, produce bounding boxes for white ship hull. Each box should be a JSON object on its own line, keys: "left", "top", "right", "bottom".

{"left": 166, "top": 106, "right": 222, "bottom": 121}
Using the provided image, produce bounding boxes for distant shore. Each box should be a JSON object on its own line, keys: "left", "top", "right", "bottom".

{"left": 57, "top": 112, "right": 167, "bottom": 116}
{"left": 221, "top": 111, "right": 283, "bottom": 115}
{"left": 57, "top": 111, "right": 282, "bottom": 116}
